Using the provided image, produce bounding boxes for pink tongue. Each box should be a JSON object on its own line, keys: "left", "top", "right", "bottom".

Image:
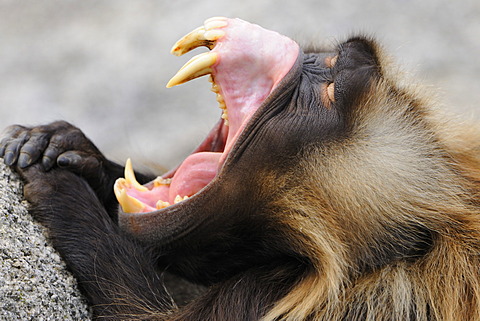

{"left": 168, "top": 152, "right": 221, "bottom": 203}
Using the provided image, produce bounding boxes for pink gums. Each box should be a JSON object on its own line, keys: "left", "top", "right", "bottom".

{"left": 126, "top": 18, "right": 299, "bottom": 212}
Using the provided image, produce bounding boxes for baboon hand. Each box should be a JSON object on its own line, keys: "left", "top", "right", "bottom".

{"left": 0, "top": 120, "right": 106, "bottom": 184}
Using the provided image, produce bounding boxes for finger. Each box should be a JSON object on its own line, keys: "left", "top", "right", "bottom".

{"left": 57, "top": 151, "right": 102, "bottom": 175}
{"left": 42, "top": 139, "right": 62, "bottom": 171}
{"left": 3, "top": 131, "right": 30, "bottom": 166}
{"left": 17, "top": 132, "right": 50, "bottom": 169}
{"left": 0, "top": 125, "right": 27, "bottom": 157}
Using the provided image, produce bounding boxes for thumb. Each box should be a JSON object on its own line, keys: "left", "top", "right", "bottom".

{"left": 57, "top": 151, "right": 102, "bottom": 176}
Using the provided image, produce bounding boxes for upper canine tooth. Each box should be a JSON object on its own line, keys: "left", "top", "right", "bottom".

{"left": 170, "top": 18, "right": 227, "bottom": 56}
{"left": 124, "top": 158, "right": 148, "bottom": 192}
{"left": 170, "top": 26, "right": 211, "bottom": 56}
{"left": 166, "top": 52, "right": 218, "bottom": 88}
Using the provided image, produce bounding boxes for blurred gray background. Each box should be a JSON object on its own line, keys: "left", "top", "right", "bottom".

{"left": 1, "top": 0, "right": 479, "bottom": 170}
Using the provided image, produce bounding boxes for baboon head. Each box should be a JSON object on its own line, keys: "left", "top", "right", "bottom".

{"left": 115, "top": 18, "right": 461, "bottom": 288}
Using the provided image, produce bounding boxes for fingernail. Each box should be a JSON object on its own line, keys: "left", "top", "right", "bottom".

{"left": 4, "top": 151, "right": 14, "bottom": 166}
{"left": 18, "top": 153, "right": 32, "bottom": 168}
{"left": 57, "top": 156, "right": 70, "bottom": 167}
{"left": 42, "top": 156, "right": 54, "bottom": 171}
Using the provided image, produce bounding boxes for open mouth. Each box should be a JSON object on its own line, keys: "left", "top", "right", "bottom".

{"left": 114, "top": 17, "right": 299, "bottom": 214}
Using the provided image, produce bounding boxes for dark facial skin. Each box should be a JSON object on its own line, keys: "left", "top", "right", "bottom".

{"left": 0, "top": 37, "right": 381, "bottom": 319}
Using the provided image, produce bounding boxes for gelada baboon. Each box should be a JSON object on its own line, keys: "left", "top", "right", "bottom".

{"left": 2, "top": 17, "right": 480, "bottom": 320}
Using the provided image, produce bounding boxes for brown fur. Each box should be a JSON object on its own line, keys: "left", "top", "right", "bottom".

{"left": 4, "top": 35, "right": 480, "bottom": 321}
{"left": 262, "top": 62, "right": 480, "bottom": 320}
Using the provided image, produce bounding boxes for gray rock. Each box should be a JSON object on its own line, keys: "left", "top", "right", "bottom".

{"left": 0, "top": 161, "right": 91, "bottom": 320}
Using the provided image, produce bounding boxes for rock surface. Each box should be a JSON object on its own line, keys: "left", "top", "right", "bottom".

{"left": 0, "top": 161, "right": 91, "bottom": 320}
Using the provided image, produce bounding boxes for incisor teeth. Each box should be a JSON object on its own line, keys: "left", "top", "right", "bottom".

{"left": 124, "top": 158, "right": 148, "bottom": 191}
{"left": 204, "top": 29, "right": 225, "bottom": 41}
{"left": 204, "top": 16, "right": 228, "bottom": 24}
{"left": 166, "top": 52, "right": 217, "bottom": 88}
{"left": 204, "top": 18, "right": 228, "bottom": 30}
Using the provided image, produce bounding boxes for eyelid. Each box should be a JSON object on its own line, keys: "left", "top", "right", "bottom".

{"left": 325, "top": 55, "right": 338, "bottom": 68}
{"left": 327, "top": 83, "right": 335, "bottom": 102}
{"left": 321, "top": 82, "right": 335, "bottom": 108}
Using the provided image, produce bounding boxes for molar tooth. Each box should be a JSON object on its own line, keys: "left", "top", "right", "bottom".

{"left": 216, "top": 94, "right": 226, "bottom": 110}
{"left": 211, "top": 84, "right": 220, "bottom": 93}
{"left": 174, "top": 195, "right": 183, "bottom": 204}
{"left": 153, "top": 177, "right": 172, "bottom": 187}
{"left": 221, "top": 110, "right": 229, "bottom": 126}
{"left": 124, "top": 158, "right": 148, "bottom": 192}
{"left": 156, "top": 200, "right": 171, "bottom": 209}
{"left": 173, "top": 195, "right": 189, "bottom": 204}
{"left": 117, "top": 189, "right": 145, "bottom": 213}
{"left": 166, "top": 52, "right": 217, "bottom": 88}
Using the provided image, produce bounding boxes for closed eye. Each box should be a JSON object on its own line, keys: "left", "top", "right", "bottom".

{"left": 321, "top": 82, "right": 335, "bottom": 108}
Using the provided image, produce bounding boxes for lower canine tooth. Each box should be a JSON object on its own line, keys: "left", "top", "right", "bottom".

{"left": 166, "top": 52, "right": 218, "bottom": 88}
{"left": 117, "top": 189, "right": 145, "bottom": 213}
